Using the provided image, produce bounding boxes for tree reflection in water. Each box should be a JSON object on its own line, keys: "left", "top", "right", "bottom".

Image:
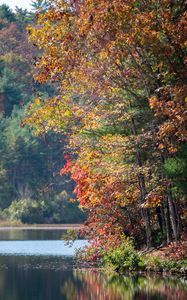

{"left": 62, "top": 270, "right": 187, "bottom": 300}
{"left": 0, "top": 255, "right": 186, "bottom": 300}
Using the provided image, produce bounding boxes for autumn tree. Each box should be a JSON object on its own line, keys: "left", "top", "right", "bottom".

{"left": 25, "top": 0, "right": 186, "bottom": 250}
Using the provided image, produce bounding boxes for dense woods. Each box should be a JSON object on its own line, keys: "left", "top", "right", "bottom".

{"left": 0, "top": 4, "right": 85, "bottom": 224}
{"left": 0, "top": 0, "right": 186, "bottom": 265}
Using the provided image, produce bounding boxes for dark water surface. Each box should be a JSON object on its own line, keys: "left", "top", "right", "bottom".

{"left": 0, "top": 229, "right": 186, "bottom": 300}
{"left": 0, "top": 228, "right": 68, "bottom": 241}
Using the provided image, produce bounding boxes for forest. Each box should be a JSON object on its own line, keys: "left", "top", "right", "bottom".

{"left": 0, "top": 0, "right": 186, "bottom": 267}
{"left": 0, "top": 3, "right": 85, "bottom": 224}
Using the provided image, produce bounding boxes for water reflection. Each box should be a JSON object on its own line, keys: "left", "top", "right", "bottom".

{"left": 0, "top": 256, "right": 74, "bottom": 300}
{"left": 0, "top": 240, "right": 88, "bottom": 256}
{"left": 0, "top": 229, "right": 68, "bottom": 240}
{"left": 63, "top": 270, "right": 187, "bottom": 300}
{"left": 0, "top": 256, "right": 186, "bottom": 300}
{"left": 0, "top": 229, "right": 186, "bottom": 300}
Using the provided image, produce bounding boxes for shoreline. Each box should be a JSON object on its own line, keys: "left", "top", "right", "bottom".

{"left": 0, "top": 224, "right": 83, "bottom": 230}
{"left": 116, "top": 268, "right": 187, "bottom": 278}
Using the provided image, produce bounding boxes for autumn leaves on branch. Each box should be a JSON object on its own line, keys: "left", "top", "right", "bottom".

{"left": 25, "top": 0, "right": 187, "bottom": 253}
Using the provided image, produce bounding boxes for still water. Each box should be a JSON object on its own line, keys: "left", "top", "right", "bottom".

{"left": 0, "top": 229, "right": 186, "bottom": 300}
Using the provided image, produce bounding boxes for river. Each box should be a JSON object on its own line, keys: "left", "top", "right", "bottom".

{"left": 0, "top": 228, "right": 186, "bottom": 300}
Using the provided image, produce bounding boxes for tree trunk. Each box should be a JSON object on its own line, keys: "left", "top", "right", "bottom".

{"left": 174, "top": 199, "right": 181, "bottom": 239}
{"left": 167, "top": 190, "right": 179, "bottom": 244}
{"left": 164, "top": 199, "right": 172, "bottom": 244}
{"left": 130, "top": 117, "right": 152, "bottom": 249}
{"left": 156, "top": 206, "right": 163, "bottom": 233}
{"left": 160, "top": 152, "right": 179, "bottom": 244}
{"left": 138, "top": 173, "right": 152, "bottom": 249}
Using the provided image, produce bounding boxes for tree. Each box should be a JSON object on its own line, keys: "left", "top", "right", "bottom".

{"left": 25, "top": 0, "right": 186, "bottom": 252}
{"left": 0, "top": 5, "right": 85, "bottom": 224}
{"left": 0, "top": 4, "right": 15, "bottom": 24}
{"left": 31, "top": 0, "right": 51, "bottom": 12}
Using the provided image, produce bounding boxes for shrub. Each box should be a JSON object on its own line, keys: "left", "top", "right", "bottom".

{"left": 145, "top": 255, "right": 187, "bottom": 273}
{"left": 4, "top": 198, "right": 41, "bottom": 223}
{"left": 103, "top": 237, "right": 144, "bottom": 271}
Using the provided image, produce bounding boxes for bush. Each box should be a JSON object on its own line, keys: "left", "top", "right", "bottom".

{"left": 103, "top": 237, "right": 144, "bottom": 271}
{"left": 4, "top": 198, "right": 41, "bottom": 223}
{"left": 3, "top": 191, "right": 86, "bottom": 224}
{"left": 145, "top": 255, "right": 187, "bottom": 273}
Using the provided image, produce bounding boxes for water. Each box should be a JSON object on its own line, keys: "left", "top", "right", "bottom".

{"left": 0, "top": 228, "right": 71, "bottom": 240}
{"left": 0, "top": 228, "right": 186, "bottom": 300}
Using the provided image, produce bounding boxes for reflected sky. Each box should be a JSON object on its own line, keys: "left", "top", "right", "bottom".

{"left": 0, "top": 229, "right": 186, "bottom": 300}
{"left": 0, "top": 258, "right": 186, "bottom": 300}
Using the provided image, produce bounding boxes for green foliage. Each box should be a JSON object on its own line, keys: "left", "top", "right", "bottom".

{"left": 0, "top": 105, "right": 85, "bottom": 222}
{"left": 145, "top": 255, "right": 187, "bottom": 273}
{"left": 0, "top": 4, "right": 15, "bottom": 23}
{"left": 103, "top": 237, "right": 144, "bottom": 271}
{"left": 3, "top": 191, "right": 85, "bottom": 224}
{"left": 48, "top": 191, "right": 86, "bottom": 224}
{"left": 164, "top": 158, "right": 185, "bottom": 176}
{"left": 15, "top": 8, "right": 34, "bottom": 28}
{"left": 0, "top": 4, "right": 85, "bottom": 224}
{"left": 4, "top": 199, "right": 39, "bottom": 223}
{"left": 31, "top": 0, "right": 50, "bottom": 12}
{"left": 164, "top": 143, "right": 187, "bottom": 194}
{"left": 0, "top": 66, "right": 25, "bottom": 116}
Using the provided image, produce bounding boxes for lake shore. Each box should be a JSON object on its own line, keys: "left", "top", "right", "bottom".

{"left": 0, "top": 223, "right": 83, "bottom": 230}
